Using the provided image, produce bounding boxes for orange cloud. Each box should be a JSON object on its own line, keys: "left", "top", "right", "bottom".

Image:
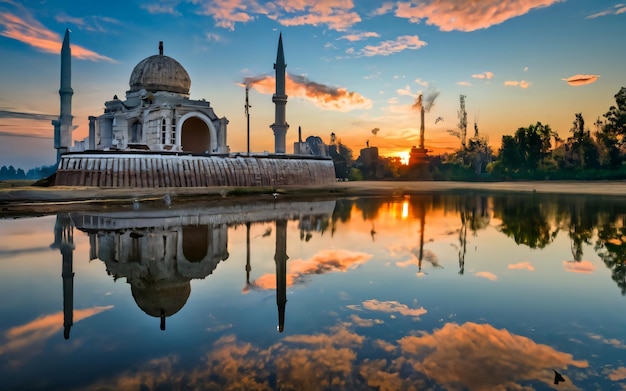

{"left": 359, "top": 35, "right": 427, "bottom": 56}
{"left": 608, "top": 367, "right": 626, "bottom": 381}
{"left": 339, "top": 31, "right": 380, "bottom": 41}
{"left": 0, "top": 12, "right": 115, "bottom": 62}
{"left": 394, "top": 0, "right": 563, "bottom": 32}
{"left": 508, "top": 261, "right": 535, "bottom": 271}
{"left": 504, "top": 80, "right": 530, "bottom": 88}
{"left": 398, "top": 322, "right": 588, "bottom": 389}
{"left": 252, "top": 249, "right": 372, "bottom": 289}
{"left": 244, "top": 74, "right": 372, "bottom": 111}
{"left": 0, "top": 306, "right": 114, "bottom": 363}
{"left": 475, "top": 271, "right": 497, "bottom": 280}
{"left": 195, "top": 0, "right": 256, "bottom": 30}
{"left": 562, "top": 74, "right": 600, "bottom": 86}
{"left": 563, "top": 260, "right": 595, "bottom": 274}
{"left": 361, "top": 299, "right": 427, "bottom": 318}
{"left": 457, "top": 81, "right": 471, "bottom": 87}
{"left": 268, "top": 0, "right": 361, "bottom": 31}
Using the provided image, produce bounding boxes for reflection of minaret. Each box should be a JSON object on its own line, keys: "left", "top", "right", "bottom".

{"left": 50, "top": 213, "right": 75, "bottom": 340}
{"left": 270, "top": 33, "right": 289, "bottom": 154}
{"left": 245, "top": 222, "right": 251, "bottom": 289}
{"left": 275, "top": 219, "right": 288, "bottom": 332}
{"left": 418, "top": 206, "right": 425, "bottom": 273}
{"left": 52, "top": 29, "right": 73, "bottom": 165}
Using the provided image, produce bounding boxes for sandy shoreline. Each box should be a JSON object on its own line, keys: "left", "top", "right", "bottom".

{"left": 1, "top": 180, "right": 625, "bottom": 209}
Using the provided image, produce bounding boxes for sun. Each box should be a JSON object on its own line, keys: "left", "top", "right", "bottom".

{"left": 399, "top": 152, "right": 409, "bottom": 165}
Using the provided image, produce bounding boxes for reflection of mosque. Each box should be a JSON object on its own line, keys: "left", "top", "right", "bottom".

{"left": 50, "top": 200, "right": 335, "bottom": 338}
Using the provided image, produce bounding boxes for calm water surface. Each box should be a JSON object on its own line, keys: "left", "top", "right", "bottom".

{"left": 1, "top": 192, "right": 626, "bottom": 390}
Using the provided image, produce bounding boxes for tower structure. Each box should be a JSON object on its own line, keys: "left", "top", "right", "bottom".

{"left": 52, "top": 29, "right": 73, "bottom": 165}
{"left": 270, "top": 34, "right": 289, "bottom": 153}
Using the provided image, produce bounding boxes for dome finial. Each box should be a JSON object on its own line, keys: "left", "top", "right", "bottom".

{"left": 159, "top": 41, "right": 163, "bottom": 55}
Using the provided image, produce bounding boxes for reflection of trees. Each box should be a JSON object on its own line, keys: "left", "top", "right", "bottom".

{"left": 493, "top": 195, "right": 558, "bottom": 249}
{"left": 327, "top": 192, "right": 626, "bottom": 296}
{"left": 456, "top": 195, "right": 491, "bottom": 274}
{"left": 595, "top": 214, "right": 626, "bottom": 295}
{"left": 299, "top": 214, "right": 330, "bottom": 242}
{"left": 555, "top": 197, "right": 598, "bottom": 262}
{"left": 331, "top": 199, "right": 354, "bottom": 235}
{"left": 355, "top": 197, "right": 382, "bottom": 221}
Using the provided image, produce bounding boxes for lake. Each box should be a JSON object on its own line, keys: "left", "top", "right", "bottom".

{"left": 1, "top": 191, "right": 625, "bottom": 390}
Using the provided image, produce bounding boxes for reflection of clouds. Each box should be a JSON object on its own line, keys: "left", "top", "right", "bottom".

{"left": 508, "top": 261, "right": 535, "bottom": 271}
{"left": 359, "top": 299, "right": 427, "bottom": 318}
{"left": 563, "top": 260, "right": 595, "bottom": 274}
{"left": 587, "top": 333, "right": 626, "bottom": 349}
{"left": 398, "top": 322, "right": 588, "bottom": 390}
{"left": 475, "top": 271, "right": 497, "bottom": 281}
{"left": 359, "top": 359, "right": 419, "bottom": 391}
{"left": 253, "top": 249, "right": 371, "bottom": 289}
{"left": 373, "top": 339, "right": 397, "bottom": 353}
{"left": 0, "top": 306, "right": 113, "bottom": 364}
{"left": 77, "top": 320, "right": 589, "bottom": 390}
{"left": 391, "top": 244, "right": 440, "bottom": 270}
{"left": 350, "top": 314, "right": 380, "bottom": 327}
{"left": 609, "top": 367, "right": 626, "bottom": 381}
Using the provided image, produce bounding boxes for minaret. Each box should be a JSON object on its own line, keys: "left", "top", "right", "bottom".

{"left": 52, "top": 29, "right": 73, "bottom": 164}
{"left": 419, "top": 95, "right": 425, "bottom": 151}
{"left": 275, "top": 219, "right": 288, "bottom": 332}
{"left": 270, "top": 33, "right": 289, "bottom": 154}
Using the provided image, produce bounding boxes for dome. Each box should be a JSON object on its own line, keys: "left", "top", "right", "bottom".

{"left": 129, "top": 43, "right": 191, "bottom": 94}
{"left": 131, "top": 279, "right": 191, "bottom": 318}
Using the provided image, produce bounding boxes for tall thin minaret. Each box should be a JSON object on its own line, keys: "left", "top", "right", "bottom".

{"left": 270, "top": 33, "right": 289, "bottom": 154}
{"left": 52, "top": 29, "right": 73, "bottom": 164}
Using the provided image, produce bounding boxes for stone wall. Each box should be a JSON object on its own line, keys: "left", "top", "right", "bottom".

{"left": 55, "top": 153, "right": 336, "bottom": 187}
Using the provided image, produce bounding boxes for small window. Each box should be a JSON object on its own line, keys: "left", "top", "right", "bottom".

{"left": 171, "top": 118, "right": 176, "bottom": 144}
{"left": 161, "top": 119, "right": 166, "bottom": 144}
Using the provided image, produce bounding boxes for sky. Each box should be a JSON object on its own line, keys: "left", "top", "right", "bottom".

{"left": 0, "top": 0, "right": 625, "bottom": 169}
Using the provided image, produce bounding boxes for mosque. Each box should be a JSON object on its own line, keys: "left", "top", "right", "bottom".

{"left": 53, "top": 30, "right": 335, "bottom": 187}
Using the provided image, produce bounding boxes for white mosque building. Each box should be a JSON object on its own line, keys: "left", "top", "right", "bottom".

{"left": 53, "top": 31, "right": 335, "bottom": 187}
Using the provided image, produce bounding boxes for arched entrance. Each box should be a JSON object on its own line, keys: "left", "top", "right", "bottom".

{"left": 181, "top": 117, "right": 210, "bottom": 153}
{"left": 182, "top": 225, "right": 209, "bottom": 262}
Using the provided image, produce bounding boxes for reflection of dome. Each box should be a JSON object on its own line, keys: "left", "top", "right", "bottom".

{"left": 129, "top": 52, "right": 191, "bottom": 94}
{"left": 131, "top": 280, "right": 191, "bottom": 318}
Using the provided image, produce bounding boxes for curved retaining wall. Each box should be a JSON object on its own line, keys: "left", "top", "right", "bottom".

{"left": 55, "top": 153, "right": 336, "bottom": 187}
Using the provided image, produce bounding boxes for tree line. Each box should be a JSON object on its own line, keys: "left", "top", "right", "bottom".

{"left": 486, "top": 86, "right": 626, "bottom": 180}
{"left": 0, "top": 164, "right": 56, "bottom": 181}
{"left": 332, "top": 86, "right": 626, "bottom": 181}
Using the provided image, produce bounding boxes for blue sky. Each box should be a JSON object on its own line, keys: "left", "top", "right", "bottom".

{"left": 0, "top": 0, "right": 624, "bottom": 168}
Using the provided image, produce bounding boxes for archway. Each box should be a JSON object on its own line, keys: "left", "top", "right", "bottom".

{"left": 182, "top": 225, "right": 209, "bottom": 262}
{"left": 181, "top": 117, "right": 210, "bottom": 153}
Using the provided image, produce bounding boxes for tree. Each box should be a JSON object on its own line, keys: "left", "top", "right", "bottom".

{"left": 466, "top": 134, "right": 491, "bottom": 175}
{"left": 597, "top": 87, "right": 626, "bottom": 168}
{"left": 564, "top": 113, "right": 599, "bottom": 169}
